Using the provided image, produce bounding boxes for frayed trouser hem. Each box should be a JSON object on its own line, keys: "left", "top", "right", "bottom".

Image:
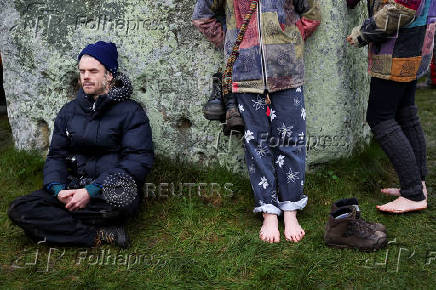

{"left": 278, "top": 195, "right": 308, "bottom": 211}
{"left": 253, "top": 204, "right": 282, "bottom": 215}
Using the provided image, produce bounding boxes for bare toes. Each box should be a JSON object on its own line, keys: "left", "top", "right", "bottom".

{"left": 295, "top": 234, "right": 302, "bottom": 242}
{"left": 297, "top": 233, "right": 303, "bottom": 241}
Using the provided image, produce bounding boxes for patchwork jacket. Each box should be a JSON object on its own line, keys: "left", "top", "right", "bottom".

{"left": 192, "top": 0, "right": 321, "bottom": 94}
{"left": 349, "top": 0, "right": 436, "bottom": 82}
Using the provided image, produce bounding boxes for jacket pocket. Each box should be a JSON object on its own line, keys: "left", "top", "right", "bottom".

{"left": 261, "top": 11, "right": 301, "bottom": 45}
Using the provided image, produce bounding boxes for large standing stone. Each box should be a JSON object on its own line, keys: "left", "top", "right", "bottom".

{"left": 0, "top": 0, "right": 370, "bottom": 173}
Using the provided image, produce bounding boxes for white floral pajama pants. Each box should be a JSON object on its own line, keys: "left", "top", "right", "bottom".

{"left": 236, "top": 88, "right": 308, "bottom": 215}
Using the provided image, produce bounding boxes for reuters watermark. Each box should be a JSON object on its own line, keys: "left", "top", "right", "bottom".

{"left": 144, "top": 182, "right": 234, "bottom": 199}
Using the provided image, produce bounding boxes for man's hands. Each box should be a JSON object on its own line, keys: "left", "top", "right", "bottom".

{"left": 57, "top": 189, "right": 90, "bottom": 211}
{"left": 57, "top": 190, "right": 74, "bottom": 204}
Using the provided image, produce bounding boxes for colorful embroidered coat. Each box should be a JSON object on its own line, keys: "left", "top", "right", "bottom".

{"left": 351, "top": 0, "right": 436, "bottom": 82}
{"left": 192, "top": 0, "right": 321, "bottom": 94}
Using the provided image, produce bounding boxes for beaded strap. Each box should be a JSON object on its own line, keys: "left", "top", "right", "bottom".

{"left": 222, "top": 0, "right": 259, "bottom": 96}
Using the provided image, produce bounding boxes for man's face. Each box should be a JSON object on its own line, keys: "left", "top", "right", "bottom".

{"left": 78, "top": 55, "right": 113, "bottom": 96}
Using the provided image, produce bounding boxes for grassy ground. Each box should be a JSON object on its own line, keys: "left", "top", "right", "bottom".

{"left": 0, "top": 89, "right": 434, "bottom": 289}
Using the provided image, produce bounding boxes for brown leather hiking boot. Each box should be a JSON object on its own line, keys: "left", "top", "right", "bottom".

{"left": 324, "top": 206, "right": 387, "bottom": 252}
{"left": 95, "top": 226, "right": 130, "bottom": 248}
{"left": 223, "top": 106, "right": 245, "bottom": 136}
{"left": 331, "top": 198, "right": 386, "bottom": 233}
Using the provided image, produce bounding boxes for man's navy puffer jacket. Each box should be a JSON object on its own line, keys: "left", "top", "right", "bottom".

{"left": 43, "top": 73, "right": 154, "bottom": 191}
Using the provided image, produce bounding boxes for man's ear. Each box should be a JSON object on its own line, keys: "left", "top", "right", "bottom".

{"left": 107, "top": 71, "right": 114, "bottom": 83}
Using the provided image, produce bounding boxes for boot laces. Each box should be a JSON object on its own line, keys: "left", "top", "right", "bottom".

{"left": 346, "top": 219, "right": 373, "bottom": 238}
{"left": 356, "top": 211, "right": 376, "bottom": 227}
{"left": 98, "top": 229, "right": 116, "bottom": 244}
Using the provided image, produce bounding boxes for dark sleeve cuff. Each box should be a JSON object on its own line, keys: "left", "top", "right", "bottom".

{"left": 46, "top": 183, "right": 66, "bottom": 197}
{"left": 85, "top": 183, "right": 102, "bottom": 198}
{"left": 357, "top": 35, "right": 368, "bottom": 47}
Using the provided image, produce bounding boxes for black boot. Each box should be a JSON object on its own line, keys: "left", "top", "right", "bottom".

{"left": 324, "top": 206, "right": 387, "bottom": 251}
{"left": 397, "top": 105, "right": 427, "bottom": 181}
{"left": 331, "top": 198, "right": 386, "bottom": 233}
{"left": 203, "top": 71, "right": 226, "bottom": 121}
{"left": 371, "top": 119, "right": 425, "bottom": 202}
{"left": 96, "top": 226, "right": 130, "bottom": 248}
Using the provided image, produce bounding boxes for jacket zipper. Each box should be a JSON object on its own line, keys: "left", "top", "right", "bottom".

{"left": 256, "top": 0, "right": 268, "bottom": 93}
{"left": 92, "top": 100, "right": 99, "bottom": 177}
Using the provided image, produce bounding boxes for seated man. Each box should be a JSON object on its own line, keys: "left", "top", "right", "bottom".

{"left": 8, "top": 41, "right": 154, "bottom": 248}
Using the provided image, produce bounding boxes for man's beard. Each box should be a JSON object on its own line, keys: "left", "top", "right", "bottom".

{"left": 80, "top": 77, "right": 109, "bottom": 97}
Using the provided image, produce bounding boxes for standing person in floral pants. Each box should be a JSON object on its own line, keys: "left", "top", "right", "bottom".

{"left": 193, "top": 0, "right": 321, "bottom": 243}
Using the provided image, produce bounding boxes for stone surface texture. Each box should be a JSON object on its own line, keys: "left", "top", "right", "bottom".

{"left": 0, "top": 0, "right": 370, "bottom": 173}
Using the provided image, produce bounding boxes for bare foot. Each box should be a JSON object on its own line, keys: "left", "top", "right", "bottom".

{"left": 283, "top": 210, "right": 305, "bottom": 243}
{"left": 376, "top": 196, "right": 427, "bottom": 213}
{"left": 381, "top": 181, "right": 427, "bottom": 198}
{"left": 259, "top": 213, "right": 280, "bottom": 243}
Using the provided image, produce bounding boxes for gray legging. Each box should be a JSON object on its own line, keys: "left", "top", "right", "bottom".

{"left": 366, "top": 78, "right": 426, "bottom": 202}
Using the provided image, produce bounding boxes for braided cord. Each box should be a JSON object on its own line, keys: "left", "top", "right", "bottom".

{"left": 222, "top": 0, "right": 259, "bottom": 96}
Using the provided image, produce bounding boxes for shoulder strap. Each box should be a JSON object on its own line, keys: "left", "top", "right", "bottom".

{"left": 222, "top": 0, "right": 259, "bottom": 96}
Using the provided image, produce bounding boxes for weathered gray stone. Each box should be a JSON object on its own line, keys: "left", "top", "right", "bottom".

{"left": 0, "top": 0, "right": 370, "bottom": 173}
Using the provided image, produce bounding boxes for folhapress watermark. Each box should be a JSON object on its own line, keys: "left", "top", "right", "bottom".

{"left": 11, "top": 239, "right": 167, "bottom": 272}
{"left": 75, "top": 249, "right": 167, "bottom": 270}
{"left": 362, "top": 238, "right": 436, "bottom": 273}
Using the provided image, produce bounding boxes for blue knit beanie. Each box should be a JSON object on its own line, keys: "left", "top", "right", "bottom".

{"left": 78, "top": 41, "right": 118, "bottom": 75}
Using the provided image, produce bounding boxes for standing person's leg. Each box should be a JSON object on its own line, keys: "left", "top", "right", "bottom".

{"left": 236, "top": 93, "right": 281, "bottom": 243}
{"left": 366, "top": 78, "right": 426, "bottom": 213}
{"left": 269, "top": 88, "right": 307, "bottom": 242}
{"left": 396, "top": 80, "right": 428, "bottom": 195}
{"left": 381, "top": 80, "right": 428, "bottom": 196}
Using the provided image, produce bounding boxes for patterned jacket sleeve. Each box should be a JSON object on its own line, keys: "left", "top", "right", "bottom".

{"left": 192, "top": 0, "right": 226, "bottom": 48}
{"left": 294, "top": 0, "right": 322, "bottom": 41}
{"left": 352, "top": 0, "right": 422, "bottom": 45}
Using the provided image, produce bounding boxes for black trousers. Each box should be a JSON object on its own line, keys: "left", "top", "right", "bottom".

{"left": 366, "top": 78, "right": 417, "bottom": 126}
{"left": 366, "top": 77, "right": 427, "bottom": 201}
{"left": 8, "top": 189, "right": 140, "bottom": 247}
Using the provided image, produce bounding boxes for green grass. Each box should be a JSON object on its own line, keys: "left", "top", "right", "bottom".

{"left": 0, "top": 89, "right": 434, "bottom": 289}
